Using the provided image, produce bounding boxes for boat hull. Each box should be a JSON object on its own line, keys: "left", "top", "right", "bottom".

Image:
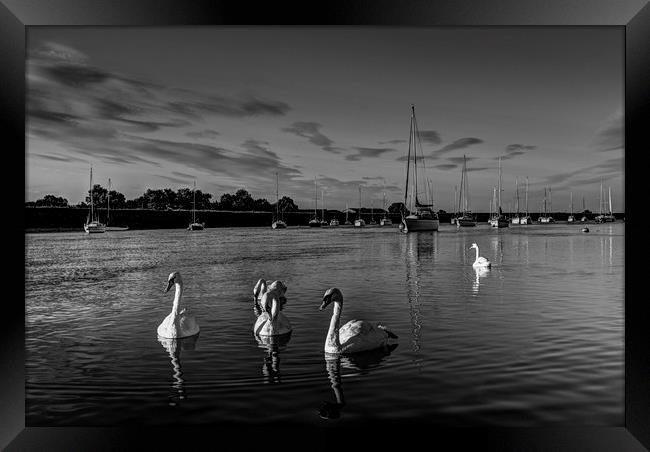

{"left": 379, "top": 218, "right": 393, "bottom": 226}
{"left": 329, "top": 219, "right": 340, "bottom": 226}
{"left": 402, "top": 216, "right": 439, "bottom": 232}
{"left": 272, "top": 221, "right": 287, "bottom": 229}
{"left": 354, "top": 219, "right": 366, "bottom": 227}
{"left": 308, "top": 220, "right": 321, "bottom": 227}
{"left": 188, "top": 223, "right": 205, "bottom": 230}
{"left": 489, "top": 217, "right": 509, "bottom": 228}
{"left": 519, "top": 216, "right": 532, "bottom": 224}
{"left": 84, "top": 223, "right": 106, "bottom": 233}
{"left": 456, "top": 217, "right": 476, "bottom": 227}
{"left": 511, "top": 217, "right": 520, "bottom": 224}
{"left": 538, "top": 217, "right": 555, "bottom": 223}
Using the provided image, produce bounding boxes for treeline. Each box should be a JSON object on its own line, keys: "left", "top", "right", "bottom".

{"left": 26, "top": 185, "right": 300, "bottom": 212}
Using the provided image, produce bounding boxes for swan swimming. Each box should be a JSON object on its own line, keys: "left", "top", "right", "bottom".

{"left": 157, "top": 271, "right": 200, "bottom": 339}
{"left": 469, "top": 243, "right": 491, "bottom": 268}
{"left": 319, "top": 288, "right": 398, "bottom": 355}
{"left": 253, "top": 280, "right": 292, "bottom": 336}
{"left": 253, "top": 278, "right": 287, "bottom": 316}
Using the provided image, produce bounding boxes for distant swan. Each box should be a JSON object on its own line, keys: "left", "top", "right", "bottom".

{"left": 469, "top": 243, "right": 491, "bottom": 268}
{"left": 157, "top": 271, "right": 200, "bottom": 339}
{"left": 254, "top": 280, "right": 292, "bottom": 336}
{"left": 319, "top": 288, "right": 398, "bottom": 355}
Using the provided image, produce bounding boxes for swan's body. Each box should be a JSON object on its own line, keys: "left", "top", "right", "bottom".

{"left": 320, "top": 288, "right": 397, "bottom": 355}
{"left": 253, "top": 280, "right": 292, "bottom": 336}
{"left": 469, "top": 243, "right": 491, "bottom": 268}
{"left": 157, "top": 272, "right": 200, "bottom": 339}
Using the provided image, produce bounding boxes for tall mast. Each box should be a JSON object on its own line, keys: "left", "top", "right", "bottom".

{"left": 346, "top": 202, "right": 349, "bottom": 223}
{"left": 276, "top": 172, "right": 280, "bottom": 219}
{"left": 608, "top": 186, "right": 612, "bottom": 214}
{"left": 314, "top": 178, "right": 318, "bottom": 217}
{"left": 544, "top": 187, "right": 547, "bottom": 215}
{"left": 454, "top": 185, "right": 458, "bottom": 214}
{"left": 570, "top": 192, "right": 573, "bottom": 215}
{"left": 107, "top": 177, "right": 111, "bottom": 225}
{"left": 321, "top": 189, "right": 325, "bottom": 220}
{"left": 89, "top": 165, "right": 94, "bottom": 221}
{"left": 515, "top": 177, "right": 519, "bottom": 215}
{"left": 404, "top": 105, "right": 414, "bottom": 211}
{"left": 358, "top": 186, "right": 362, "bottom": 220}
{"left": 549, "top": 187, "right": 552, "bottom": 215}
{"left": 193, "top": 180, "right": 196, "bottom": 223}
{"left": 497, "top": 156, "right": 502, "bottom": 212}
{"left": 525, "top": 177, "right": 529, "bottom": 216}
{"left": 412, "top": 105, "right": 418, "bottom": 209}
{"left": 599, "top": 179, "right": 603, "bottom": 215}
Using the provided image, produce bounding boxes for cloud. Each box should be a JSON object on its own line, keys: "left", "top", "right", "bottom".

{"left": 447, "top": 156, "right": 478, "bottom": 165}
{"left": 417, "top": 130, "right": 442, "bottom": 146}
{"left": 593, "top": 111, "right": 624, "bottom": 152}
{"left": 431, "top": 137, "right": 483, "bottom": 158}
{"left": 186, "top": 129, "right": 220, "bottom": 140}
{"left": 345, "top": 147, "right": 397, "bottom": 161}
{"left": 533, "top": 157, "right": 623, "bottom": 190}
{"left": 30, "top": 153, "right": 87, "bottom": 163}
{"left": 496, "top": 144, "right": 536, "bottom": 160}
{"left": 378, "top": 139, "right": 406, "bottom": 145}
{"left": 281, "top": 121, "right": 341, "bottom": 154}
{"left": 433, "top": 164, "right": 458, "bottom": 170}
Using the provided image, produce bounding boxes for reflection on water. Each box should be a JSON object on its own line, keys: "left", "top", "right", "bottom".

{"left": 319, "top": 344, "right": 398, "bottom": 420}
{"left": 404, "top": 234, "right": 425, "bottom": 353}
{"left": 472, "top": 267, "right": 490, "bottom": 294}
{"left": 255, "top": 332, "right": 291, "bottom": 384}
{"left": 157, "top": 334, "right": 199, "bottom": 406}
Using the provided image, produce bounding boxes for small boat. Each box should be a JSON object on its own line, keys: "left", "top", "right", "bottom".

{"left": 330, "top": 218, "right": 340, "bottom": 226}
{"left": 309, "top": 178, "right": 321, "bottom": 227}
{"left": 187, "top": 180, "right": 205, "bottom": 231}
{"left": 271, "top": 172, "right": 287, "bottom": 229}
{"left": 455, "top": 155, "right": 477, "bottom": 227}
{"left": 344, "top": 203, "right": 353, "bottom": 225}
{"left": 354, "top": 186, "right": 366, "bottom": 227}
{"left": 379, "top": 187, "right": 393, "bottom": 226}
{"left": 489, "top": 157, "right": 509, "bottom": 228}
{"left": 594, "top": 182, "right": 616, "bottom": 223}
{"left": 582, "top": 227, "right": 589, "bottom": 233}
{"left": 84, "top": 165, "right": 106, "bottom": 234}
{"left": 537, "top": 187, "right": 555, "bottom": 223}
{"left": 400, "top": 105, "right": 439, "bottom": 232}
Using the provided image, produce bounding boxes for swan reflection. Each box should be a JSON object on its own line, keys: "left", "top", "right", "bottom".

{"left": 318, "top": 345, "right": 398, "bottom": 420}
{"left": 157, "top": 333, "right": 199, "bottom": 406}
{"left": 472, "top": 266, "right": 490, "bottom": 294}
{"left": 255, "top": 332, "right": 292, "bottom": 384}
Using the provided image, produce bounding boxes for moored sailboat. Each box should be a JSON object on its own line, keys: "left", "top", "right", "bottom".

{"left": 379, "top": 189, "right": 392, "bottom": 226}
{"left": 399, "top": 105, "right": 439, "bottom": 233}
{"left": 538, "top": 187, "right": 555, "bottom": 223}
{"left": 455, "top": 154, "right": 476, "bottom": 227}
{"left": 187, "top": 180, "right": 205, "bottom": 230}
{"left": 567, "top": 191, "right": 575, "bottom": 222}
{"left": 84, "top": 166, "right": 106, "bottom": 234}
{"left": 520, "top": 177, "right": 533, "bottom": 224}
{"left": 354, "top": 186, "right": 366, "bottom": 227}
{"left": 309, "top": 178, "right": 321, "bottom": 227}
{"left": 271, "top": 172, "right": 287, "bottom": 229}
{"left": 489, "top": 157, "right": 508, "bottom": 228}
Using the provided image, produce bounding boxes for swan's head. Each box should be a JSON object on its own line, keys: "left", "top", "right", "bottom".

{"left": 320, "top": 287, "right": 343, "bottom": 311}
{"left": 267, "top": 280, "right": 287, "bottom": 295}
{"left": 165, "top": 271, "right": 182, "bottom": 292}
{"left": 253, "top": 278, "right": 267, "bottom": 300}
{"left": 469, "top": 243, "right": 478, "bottom": 250}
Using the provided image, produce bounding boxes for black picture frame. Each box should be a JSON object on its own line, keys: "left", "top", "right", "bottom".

{"left": 2, "top": 1, "right": 648, "bottom": 450}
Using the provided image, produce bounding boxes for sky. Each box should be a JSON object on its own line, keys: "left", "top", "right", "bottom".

{"left": 26, "top": 27, "right": 624, "bottom": 212}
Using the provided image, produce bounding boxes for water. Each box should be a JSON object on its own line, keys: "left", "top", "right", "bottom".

{"left": 25, "top": 223, "right": 624, "bottom": 426}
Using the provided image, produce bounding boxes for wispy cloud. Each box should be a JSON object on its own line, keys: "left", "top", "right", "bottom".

{"left": 431, "top": 137, "right": 483, "bottom": 158}
{"left": 281, "top": 121, "right": 341, "bottom": 154}
{"left": 433, "top": 164, "right": 457, "bottom": 170}
{"left": 417, "top": 130, "right": 442, "bottom": 146}
{"left": 186, "top": 129, "right": 220, "bottom": 140}
{"left": 345, "top": 147, "right": 397, "bottom": 161}
{"left": 592, "top": 110, "right": 623, "bottom": 152}
{"left": 378, "top": 139, "right": 406, "bottom": 145}
{"left": 495, "top": 144, "right": 536, "bottom": 160}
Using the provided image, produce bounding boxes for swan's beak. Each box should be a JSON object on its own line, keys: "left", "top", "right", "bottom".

{"left": 319, "top": 296, "right": 332, "bottom": 311}
{"left": 165, "top": 280, "right": 174, "bottom": 293}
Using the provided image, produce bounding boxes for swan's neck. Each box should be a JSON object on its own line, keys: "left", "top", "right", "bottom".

{"left": 172, "top": 282, "right": 183, "bottom": 315}
{"left": 473, "top": 246, "right": 480, "bottom": 263}
{"left": 326, "top": 302, "right": 342, "bottom": 351}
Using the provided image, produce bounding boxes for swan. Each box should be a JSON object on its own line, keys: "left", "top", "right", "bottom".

{"left": 157, "top": 271, "right": 200, "bottom": 339}
{"left": 469, "top": 243, "right": 491, "bottom": 268}
{"left": 253, "top": 280, "right": 292, "bottom": 336}
{"left": 253, "top": 278, "right": 287, "bottom": 316}
{"left": 319, "top": 288, "right": 398, "bottom": 355}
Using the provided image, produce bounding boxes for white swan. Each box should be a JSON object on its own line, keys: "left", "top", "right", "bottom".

{"left": 469, "top": 243, "right": 491, "bottom": 268}
{"left": 319, "top": 288, "right": 398, "bottom": 355}
{"left": 157, "top": 271, "right": 200, "bottom": 339}
{"left": 253, "top": 278, "right": 287, "bottom": 316}
{"left": 253, "top": 280, "right": 292, "bottom": 336}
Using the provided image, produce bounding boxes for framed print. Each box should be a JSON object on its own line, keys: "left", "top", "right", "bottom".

{"left": 2, "top": 0, "right": 649, "bottom": 450}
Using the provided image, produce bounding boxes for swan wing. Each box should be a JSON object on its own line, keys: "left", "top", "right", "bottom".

{"left": 339, "top": 320, "right": 389, "bottom": 353}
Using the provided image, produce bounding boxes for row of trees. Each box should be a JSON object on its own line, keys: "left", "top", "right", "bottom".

{"left": 26, "top": 185, "right": 301, "bottom": 212}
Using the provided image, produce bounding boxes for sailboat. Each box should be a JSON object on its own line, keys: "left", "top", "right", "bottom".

{"left": 344, "top": 203, "right": 352, "bottom": 225}
{"left": 84, "top": 165, "right": 106, "bottom": 233}
{"left": 369, "top": 199, "right": 377, "bottom": 225}
{"left": 520, "top": 177, "right": 533, "bottom": 224}
{"left": 451, "top": 185, "right": 457, "bottom": 225}
{"left": 354, "top": 186, "right": 366, "bottom": 227}
{"left": 399, "top": 105, "right": 439, "bottom": 233}
{"left": 538, "top": 187, "right": 555, "bottom": 223}
{"left": 455, "top": 155, "right": 476, "bottom": 227}
{"left": 271, "top": 172, "right": 287, "bottom": 229}
{"left": 581, "top": 197, "right": 588, "bottom": 222}
{"left": 380, "top": 188, "right": 392, "bottom": 226}
{"left": 105, "top": 178, "right": 129, "bottom": 231}
{"left": 187, "top": 181, "right": 205, "bottom": 230}
{"left": 511, "top": 177, "right": 521, "bottom": 224}
{"left": 320, "top": 190, "right": 329, "bottom": 226}
{"left": 595, "top": 182, "right": 616, "bottom": 223}
{"left": 567, "top": 192, "right": 575, "bottom": 222}
{"left": 309, "top": 179, "right": 321, "bottom": 227}
{"left": 489, "top": 157, "right": 508, "bottom": 228}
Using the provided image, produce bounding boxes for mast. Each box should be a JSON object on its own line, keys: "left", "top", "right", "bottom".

{"left": 549, "top": 187, "right": 552, "bottom": 216}
{"left": 346, "top": 203, "right": 349, "bottom": 223}
{"left": 107, "top": 178, "right": 111, "bottom": 225}
{"left": 321, "top": 189, "right": 325, "bottom": 221}
{"left": 404, "top": 106, "right": 414, "bottom": 211}
{"left": 599, "top": 179, "right": 603, "bottom": 215}
{"left": 515, "top": 177, "right": 519, "bottom": 216}
{"left": 497, "top": 156, "right": 502, "bottom": 214}
{"left": 525, "top": 177, "right": 529, "bottom": 216}
{"left": 412, "top": 105, "right": 418, "bottom": 210}
{"left": 570, "top": 192, "right": 573, "bottom": 215}
{"left": 358, "top": 186, "right": 362, "bottom": 220}
{"left": 454, "top": 185, "right": 458, "bottom": 215}
{"left": 89, "top": 165, "right": 94, "bottom": 222}
{"left": 275, "top": 172, "right": 280, "bottom": 220}
{"left": 193, "top": 180, "right": 196, "bottom": 223}
{"left": 314, "top": 178, "right": 318, "bottom": 218}
{"left": 608, "top": 186, "right": 612, "bottom": 215}
{"left": 544, "top": 188, "right": 547, "bottom": 215}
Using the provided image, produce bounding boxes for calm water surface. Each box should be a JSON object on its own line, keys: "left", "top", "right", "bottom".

{"left": 25, "top": 223, "right": 624, "bottom": 426}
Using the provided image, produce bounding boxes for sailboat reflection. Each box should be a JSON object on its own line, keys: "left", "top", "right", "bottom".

{"left": 318, "top": 345, "right": 398, "bottom": 420}
{"left": 472, "top": 266, "right": 490, "bottom": 294}
{"left": 403, "top": 233, "right": 427, "bottom": 352}
{"left": 157, "top": 333, "right": 199, "bottom": 406}
{"left": 255, "top": 332, "right": 292, "bottom": 384}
